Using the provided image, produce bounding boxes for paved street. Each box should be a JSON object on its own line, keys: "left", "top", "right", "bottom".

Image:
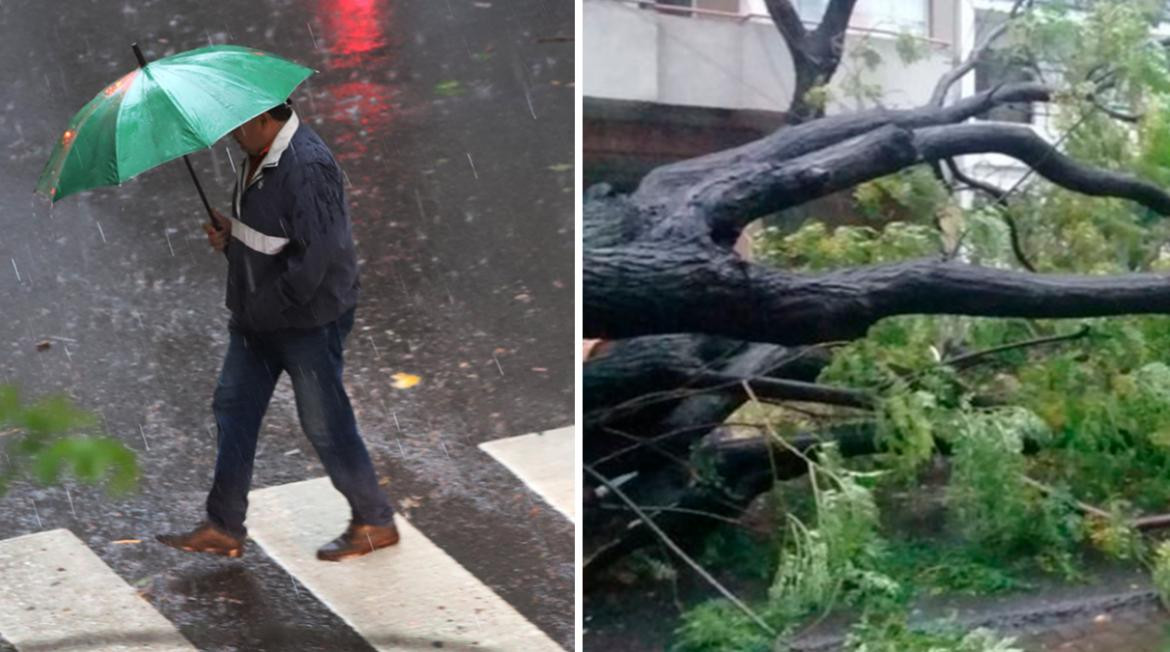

{"left": 0, "top": 0, "right": 574, "bottom": 650}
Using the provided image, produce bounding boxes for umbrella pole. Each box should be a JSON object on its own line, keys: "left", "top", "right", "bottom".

{"left": 181, "top": 154, "right": 216, "bottom": 222}
{"left": 132, "top": 42, "right": 218, "bottom": 226}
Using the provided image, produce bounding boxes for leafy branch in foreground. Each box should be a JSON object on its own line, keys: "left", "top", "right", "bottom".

{"left": 0, "top": 385, "right": 137, "bottom": 495}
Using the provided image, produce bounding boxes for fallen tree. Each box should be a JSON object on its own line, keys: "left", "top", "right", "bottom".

{"left": 583, "top": 0, "right": 1170, "bottom": 584}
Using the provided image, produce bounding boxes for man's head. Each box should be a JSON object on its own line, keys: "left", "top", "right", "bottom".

{"left": 231, "top": 101, "right": 292, "bottom": 156}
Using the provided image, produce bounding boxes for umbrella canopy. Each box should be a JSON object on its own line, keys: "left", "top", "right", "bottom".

{"left": 36, "top": 44, "right": 313, "bottom": 203}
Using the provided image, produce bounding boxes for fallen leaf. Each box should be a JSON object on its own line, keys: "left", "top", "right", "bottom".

{"left": 398, "top": 496, "right": 422, "bottom": 510}
{"left": 434, "top": 80, "right": 464, "bottom": 97}
{"left": 35, "top": 340, "right": 51, "bottom": 352}
{"left": 392, "top": 372, "right": 421, "bottom": 389}
{"left": 547, "top": 163, "right": 573, "bottom": 173}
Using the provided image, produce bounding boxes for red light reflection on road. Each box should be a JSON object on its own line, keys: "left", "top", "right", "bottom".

{"left": 326, "top": 80, "right": 397, "bottom": 162}
{"left": 312, "top": 0, "right": 401, "bottom": 163}
{"left": 319, "top": 0, "right": 391, "bottom": 69}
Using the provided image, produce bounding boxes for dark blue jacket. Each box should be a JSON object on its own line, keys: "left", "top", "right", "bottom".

{"left": 225, "top": 117, "right": 359, "bottom": 332}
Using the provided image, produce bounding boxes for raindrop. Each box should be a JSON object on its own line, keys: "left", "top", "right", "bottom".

{"left": 96, "top": 221, "right": 107, "bottom": 243}
{"left": 139, "top": 424, "right": 150, "bottom": 451}
{"left": 492, "top": 353, "right": 504, "bottom": 376}
{"left": 465, "top": 153, "right": 479, "bottom": 180}
{"left": 414, "top": 189, "right": 426, "bottom": 220}
{"left": 30, "top": 499, "right": 42, "bottom": 529}
{"left": 64, "top": 486, "right": 77, "bottom": 518}
{"left": 10, "top": 258, "right": 20, "bottom": 283}
{"left": 306, "top": 22, "right": 319, "bottom": 50}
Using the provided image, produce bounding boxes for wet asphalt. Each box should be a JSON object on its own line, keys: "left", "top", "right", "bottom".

{"left": 0, "top": 0, "right": 574, "bottom": 650}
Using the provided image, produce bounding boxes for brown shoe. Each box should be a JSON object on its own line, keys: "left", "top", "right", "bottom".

{"left": 317, "top": 521, "right": 400, "bottom": 561}
{"left": 156, "top": 521, "right": 245, "bottom": 558}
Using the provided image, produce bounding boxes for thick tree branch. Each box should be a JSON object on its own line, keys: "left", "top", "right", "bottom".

{"left": 763, "top": 0, "right": 807, "bottom": 44}
{"left": 812, "top": 0, "right": 860, "bottom": 44}
{"left": 688, "top": 121, "right": 1170, "bottom": 246}
{"left": 635, "top": 82, "right": 1053, "bottom": 203}
{"left": 763, "top": 0, "right": 860, "bottom": 121}
{"left": 584, "top": 249, "right": 1170, "bottom": 344}
{"left": 914, "top": 124, "right": 1170, "bottom": 214}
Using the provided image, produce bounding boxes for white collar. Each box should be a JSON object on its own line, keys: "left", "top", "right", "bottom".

{"left": 256, "top": 110, "right": 299, "bottom": 172}
{"left": 235, "top": 111, "right": 299, "bottom": 211}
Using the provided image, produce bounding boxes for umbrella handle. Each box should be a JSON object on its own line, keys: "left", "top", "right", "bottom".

{"left": 182, "top": 154, "right": 219, "bottom": 228}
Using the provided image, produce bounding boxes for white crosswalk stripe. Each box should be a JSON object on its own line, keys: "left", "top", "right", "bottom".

{"left": 0, "top": 478, "right": 565, "bottom": 651}
{"left": 478, "top": 425, "right": 576, "bottom": 522}
{"left": 246, "top": 477, "right": 565, "bottom": 651}
{"left": 0, "top": 529, "right": 197, "bottom": 651}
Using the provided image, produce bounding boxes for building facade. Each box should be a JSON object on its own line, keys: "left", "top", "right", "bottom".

{"left": 583, "top": 0, "right": 1070, "bottom": 202}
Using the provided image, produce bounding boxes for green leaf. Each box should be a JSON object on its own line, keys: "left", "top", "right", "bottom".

{"left": 434, "top": 80, "right": 464, "bottom": 96}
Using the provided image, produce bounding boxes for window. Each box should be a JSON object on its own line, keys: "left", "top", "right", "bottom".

{"left": 793, "top": 0, "right": 928, "bottom": 35}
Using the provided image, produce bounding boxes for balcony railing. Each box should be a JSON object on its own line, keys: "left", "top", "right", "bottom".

{"left": 594, "top": 0, "right": 951, "bottom": 47}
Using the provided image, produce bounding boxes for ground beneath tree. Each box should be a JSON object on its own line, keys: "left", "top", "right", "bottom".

{"left": 585, "top": 563, "right": 1170, "bottom": 651}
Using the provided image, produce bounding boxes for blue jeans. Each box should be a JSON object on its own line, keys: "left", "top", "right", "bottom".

{"left": 205, "top": 307, "right": 393, "bottom": 538}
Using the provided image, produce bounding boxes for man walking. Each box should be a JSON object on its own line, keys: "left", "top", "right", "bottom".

{"left": 157, "top": 101, "right": 399, "bottom": 562}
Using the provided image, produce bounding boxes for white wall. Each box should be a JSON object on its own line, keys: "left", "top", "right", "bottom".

{"left": 583, "top": 0, "right": 956, "bottom": 114}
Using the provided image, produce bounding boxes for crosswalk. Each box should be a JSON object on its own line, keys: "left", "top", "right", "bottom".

{"left": 0, "top": 529, "right": 196, "bottom": 651}
{"left": 479, "top": 426, "right": 576, "bottom": 522}
{"left": 249, "top": 478, "right": 563, "bottom": 651}
{"left": 0, "top": 424, "right": 576, "bottom": 652}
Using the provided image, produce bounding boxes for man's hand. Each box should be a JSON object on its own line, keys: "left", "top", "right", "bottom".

{"left": 204, "top": 209, "right": 231, "bottom": 252}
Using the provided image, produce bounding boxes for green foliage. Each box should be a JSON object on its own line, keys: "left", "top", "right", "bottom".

{"left": 882, "top": 540, "right": 1031, "bottom": 596}
{"left": 1152, "top": 540, "right": 1170, "bottom": 609}
{"left": 853, "top": 167, "right": 950, "bottom": 225}
{"left": 755, "top": 221, "right": 939, "bottom": 272}
{"left": 894, "top": 33, "right": 929, "bottom": 66}
{"left": 947, "top": 408, "right": 1081, "bottom": 565}
{"left": 769, "top": 447, "right": 902, "bottom": 626}
{"left": 0, "top": 384, "right": 137, "bottom": 495}
{"left": 697, "top": 527, "right": 778, "bottom": 583}
{"left": 803, "top": 84, "right": 832, "bottom": 112}
{"left": 680, "top": 3, "right": 1170, "bottom": 649}
{"left": 843, "top": 614, "right": 1022, "bottom": 652}
{"left": 673, "top": 600, "right": 772, "bottom": 652}
{"left": 874, "top": 390, "right": 938, "bottom": 476}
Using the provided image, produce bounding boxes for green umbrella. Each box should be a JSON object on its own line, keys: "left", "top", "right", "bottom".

{"left": 36, "top": 43, "right": 313, "bottom": 217}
